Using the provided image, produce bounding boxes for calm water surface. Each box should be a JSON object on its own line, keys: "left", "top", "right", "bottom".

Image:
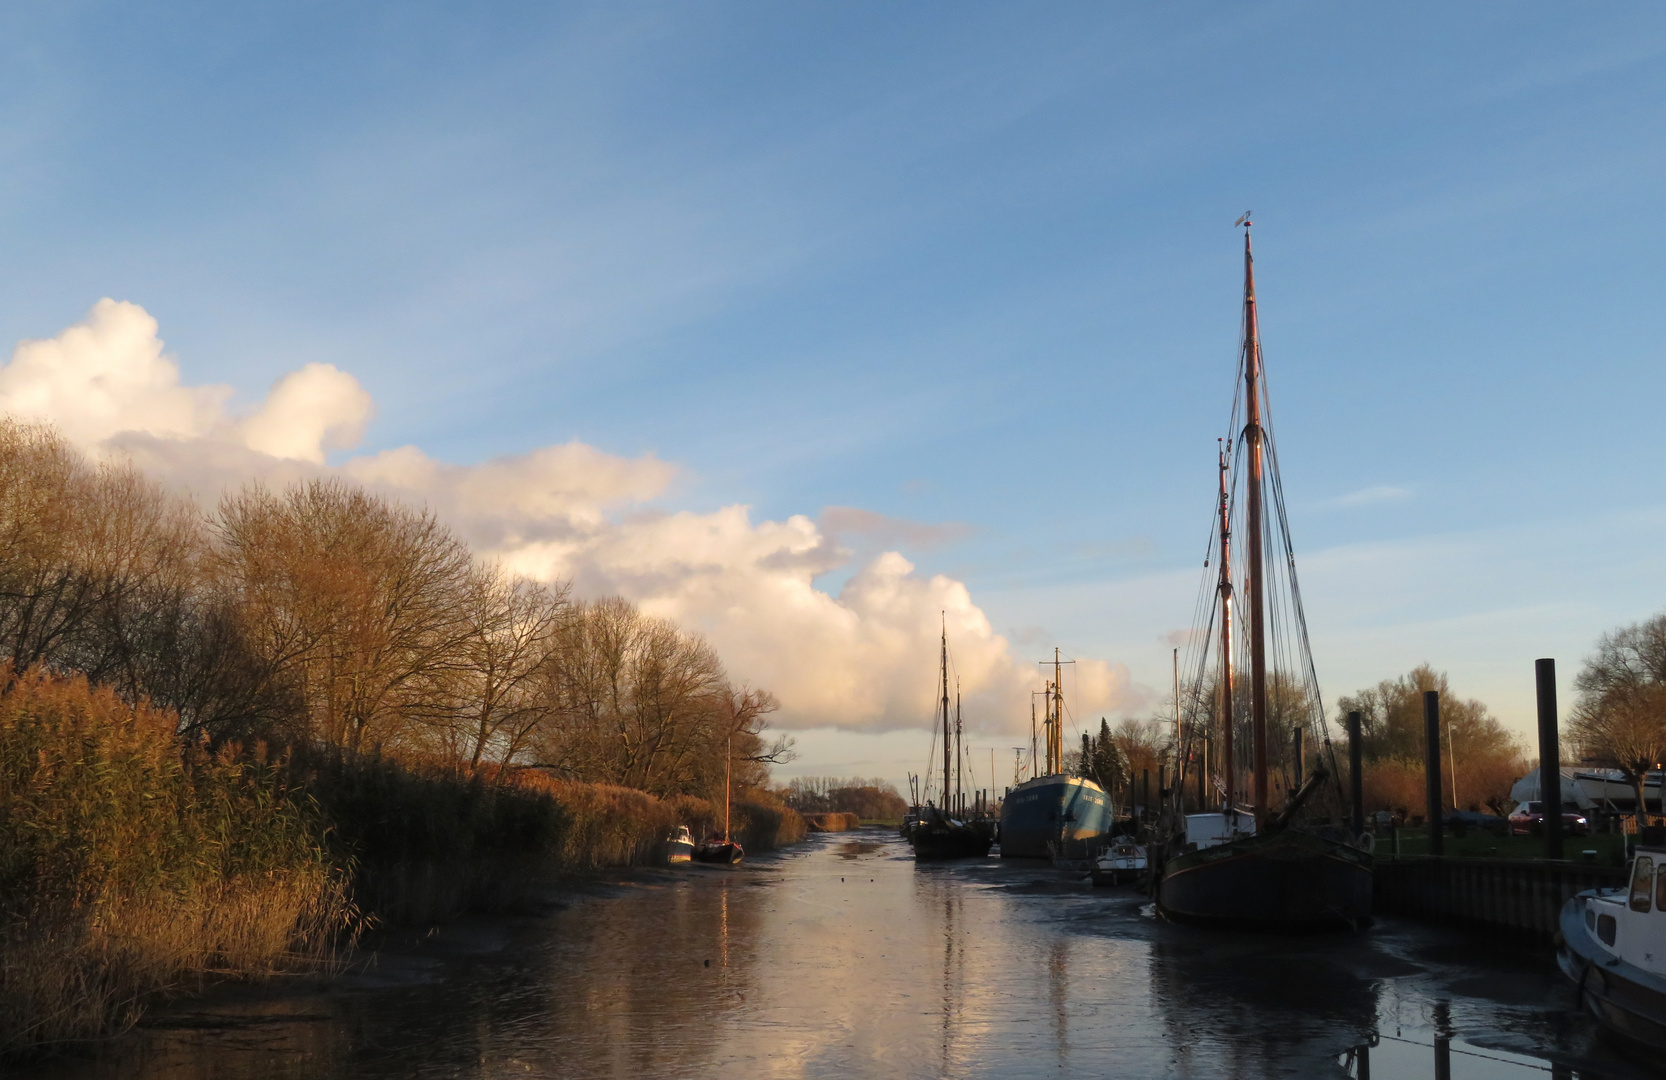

{"left": 25, "top": 831, "right": 1656, "bottom": 1079}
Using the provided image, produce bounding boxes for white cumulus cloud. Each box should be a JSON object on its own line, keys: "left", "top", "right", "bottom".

{"left": 0, "top": 299, "right": 1139, "bottom": 734}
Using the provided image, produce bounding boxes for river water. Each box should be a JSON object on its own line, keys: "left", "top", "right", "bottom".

{"left": 24, "top": 831, "right": 1656, "bottom": 1079}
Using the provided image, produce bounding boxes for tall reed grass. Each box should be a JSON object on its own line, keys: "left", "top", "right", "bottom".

{"left": 0, "top": 669, "right": 807, "bottom": 1056}
{"left": 0, "top": 667, "right": 351, "bottom": 1057}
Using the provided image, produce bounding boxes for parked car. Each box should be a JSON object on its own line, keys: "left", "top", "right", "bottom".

{"left": 1508, "top": 800, "right": 1590, "bottom": 837}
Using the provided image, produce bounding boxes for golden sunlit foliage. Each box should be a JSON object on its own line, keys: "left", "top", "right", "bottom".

{"left": 0, "top": 419, "right": 801, "bottom": 1055}
{"left": 0, "top": 666, "right": 349, "bottom": 1056}
{"left": 1335, "top": 665, "right": 1527, "bottom": 817}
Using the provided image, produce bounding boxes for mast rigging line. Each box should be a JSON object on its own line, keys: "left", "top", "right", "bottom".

{"left": 1170, "top": 222, "right": 1345, "bottom": 818}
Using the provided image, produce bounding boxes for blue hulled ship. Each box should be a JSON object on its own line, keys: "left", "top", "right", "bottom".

{"left": 997, "top": 648, "right": 1113, "bottom": 859}
{"left": 999, "top": 773, "right": 1112, "bottom": 859}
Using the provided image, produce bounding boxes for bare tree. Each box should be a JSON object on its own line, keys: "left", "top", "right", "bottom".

{"left": 1570, "top": 614, "right": 1666, "bottom": 826}
{"left": 214, "top": 479, "right": 476, "bottom": 755}
{"left": 0, "top": 422, "right": 796, "bottom": 799}
{"left": 531, "top": 598, "right": 787, "bottom": 799}
{"left": 449, "top": 568, "right": 568, "bottom": 771}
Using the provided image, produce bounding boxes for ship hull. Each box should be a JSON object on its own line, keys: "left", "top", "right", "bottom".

{"left": 913, "top": 821, "right": 992, "bottom": 861}
{"left": 998, "top": 775, "right": 1112, "bottom": 859}
{"left": 1156, "top": 829, "right": 1372, "bottom": 929}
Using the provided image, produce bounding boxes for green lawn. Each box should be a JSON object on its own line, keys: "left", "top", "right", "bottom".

{"left": 1383, "top": 828, "right": 1630, "bottom": 866}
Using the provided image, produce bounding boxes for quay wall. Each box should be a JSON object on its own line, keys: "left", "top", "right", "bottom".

{"left": 1374, "top": 856, "right": 1626, "bottom": 938}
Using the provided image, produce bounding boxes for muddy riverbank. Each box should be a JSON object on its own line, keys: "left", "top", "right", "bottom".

{"left": 18, "top": 830, "right": 1656, "bottom": 1079}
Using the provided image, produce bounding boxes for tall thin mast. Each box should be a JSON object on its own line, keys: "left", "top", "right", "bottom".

{"left": 1052, "top": 648, "right": 1064, "bottom": 775}
{"left": 1172, "top": 648, "right": 1181, "bottom": 796}
{"left": 1242, "top": 218, "right": 1270, "bottom": 828}
{"left": 940, "top": 614, "right": 951, "bottom": 808}
{"left": 954, "top": 686, "right": 963, "bottom": 815}
{"left": 1218, "top": 441, "right": 1235, "bottom": 816}
{"left": 1030, "top": 698, "right": 1038, "bottom": 782}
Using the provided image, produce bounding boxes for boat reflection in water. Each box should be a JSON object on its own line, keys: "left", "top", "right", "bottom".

{"left": 16, "top": 833, "right": 1650, "bottom": 1080}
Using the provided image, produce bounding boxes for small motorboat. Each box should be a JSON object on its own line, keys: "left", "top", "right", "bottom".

{"left": 1090, "top": 836, "right": 1148, "bottom": 887}
{"left": 667, "top": 825, "right": 695, "bottom": 864}
{"left": 695, "top": 836, "right": 744, "bottom": 864}
{"left": 1558, "top": 837, "right": 1666, "bottom": 1049}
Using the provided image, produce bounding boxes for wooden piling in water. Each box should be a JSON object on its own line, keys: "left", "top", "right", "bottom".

{"left": 1347, "top": 710, "right": 1364, "bottom": 837}
{"left": 1423, "top": 691, "right": 1443, "bottom": 856}
{"left": 1537, "top": 658, "right": 1563, "bottom": 860}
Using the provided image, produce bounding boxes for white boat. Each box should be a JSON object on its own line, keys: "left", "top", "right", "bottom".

{"left": 1559, "top": 837, "right": 1666, "bottom": 1049}
{"left": 667, "top": 825, "right": 695, "bottom": 864}
{"left": 1090, "top": 835, "right": 1148, "bottom": 887}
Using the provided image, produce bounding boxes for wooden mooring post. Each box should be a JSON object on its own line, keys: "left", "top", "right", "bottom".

{"left": 1537, "top": 658, "right": 1563, "bottom": 860}
{"left": 1347, "top": 710, "right": 1364, "bottom": 837}
{"left": 1423, "top": 690, "right": 1443, "bottom": 856}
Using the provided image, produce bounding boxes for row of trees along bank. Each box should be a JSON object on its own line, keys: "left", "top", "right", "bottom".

{"left": 1101, "top": 667, "right": 1537, "bottom": 819}
{"left": 1070, "top": 615, "right": 1666, "bottom": 828}
{"left": 1338, "top": 616, "right": 1666, "bottom": 826}
{"left": 0, "top": 419, "right": 801, "bottom": 1056}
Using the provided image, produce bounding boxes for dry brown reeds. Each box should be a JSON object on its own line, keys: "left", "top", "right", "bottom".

{"left": 0, "top": 666, "right": 352, "bottom": 1057}
{"left": 0, "top": 668, "right": 807, "bottom": 1057}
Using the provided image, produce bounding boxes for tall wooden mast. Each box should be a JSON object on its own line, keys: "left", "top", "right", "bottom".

{"left": 940, "top": 615, "right": 951, "bottom": 808}
{"left": 1217, "top": 440, "right": 1235, "bottom": 817}
{"left": 954, "top": 686, "right": 963, "bottom": 814}
{"left": 1051, "top": 649, "right": 1064, "bottom": 775}
{"left": 1241, "top": 217, "right": 1270, "bottom": 828}
{"left": 1030, "top": 698, "right": 1038, "bottom": 781}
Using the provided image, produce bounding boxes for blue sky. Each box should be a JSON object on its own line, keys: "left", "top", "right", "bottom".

{"left": 1, "top": 4, "right": 1663, "bottom": 782}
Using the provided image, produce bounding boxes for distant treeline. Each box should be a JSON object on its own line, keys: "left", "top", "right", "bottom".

{"left": 781, "top": 776, "right": 907, "bottom": 820}
{"left": 0, "top": 419, "right": 803, "bottom": 1056}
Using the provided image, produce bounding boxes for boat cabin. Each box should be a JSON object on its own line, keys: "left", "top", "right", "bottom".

{"left": 1183, "top": 811, "right": 1257, "bottom": 851}
{"left": 1582, "top": 845, "right": 1666, "bottom": 975}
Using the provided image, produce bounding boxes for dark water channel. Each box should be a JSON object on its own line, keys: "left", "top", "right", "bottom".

{"left": 24, "top": 831, "right": 1657, "bottom": 1079}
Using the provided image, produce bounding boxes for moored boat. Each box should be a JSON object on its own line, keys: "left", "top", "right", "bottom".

{"left": 668, "top": 824, "right": 695, "bottom": 863}
{"left": 695, "top": 837, "right": 745, "bottom": 864}
{"left": 1558, "top": 837, "right": 1666, "bottom": 1049}
{"left": 1159, "top": 824, "right": 1371, "bottom": 927}
{"left": 1090, "top": 835, "right": 1148, "bottom": 887}
{"left": 1153, "top": 216, "right": 1371, "bottom": 929}
{"left": 912, "top": 618, "right": 990, "bottom": 862}
{"left": 696, "top": 717, "right": 744, "bottom": 865}
{"left": 913, "top": 806, "right": 992, "bottom": 861}
{"left": 1001, "top": 774, "right": 1112, "bottom": 859}
{"left": 998, "top": 649, "right": 1112, "bottom": 859}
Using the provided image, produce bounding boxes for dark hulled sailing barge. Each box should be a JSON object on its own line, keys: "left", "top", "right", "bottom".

{"left": 913, "top": 620, "right": 992, "bottom": 861}
{"left": 1154, "top": 217, "right": 1372, "bottom": 929}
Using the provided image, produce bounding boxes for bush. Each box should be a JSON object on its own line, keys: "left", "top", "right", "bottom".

{"left": 296, "top": 751, "right": 564, "bottom": 925}
{"left": 0, "top": 667, "right": 349, "bottom": 1055}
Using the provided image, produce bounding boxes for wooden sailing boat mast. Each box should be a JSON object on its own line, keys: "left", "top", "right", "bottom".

{"left": 1030, "top": 698, "right": 1038, "bottom": 782}
{"left": 954, "top": 685, "right": 963, "bottom": 815}
{"left": 1218, "top": 440, "right": 1235, "bottom": 816}
{"left": 940, "top": 615, "right": 951, "bottom": 809}
{"left": 1241, "top": 216, "right": 1271, "bottom": 829}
